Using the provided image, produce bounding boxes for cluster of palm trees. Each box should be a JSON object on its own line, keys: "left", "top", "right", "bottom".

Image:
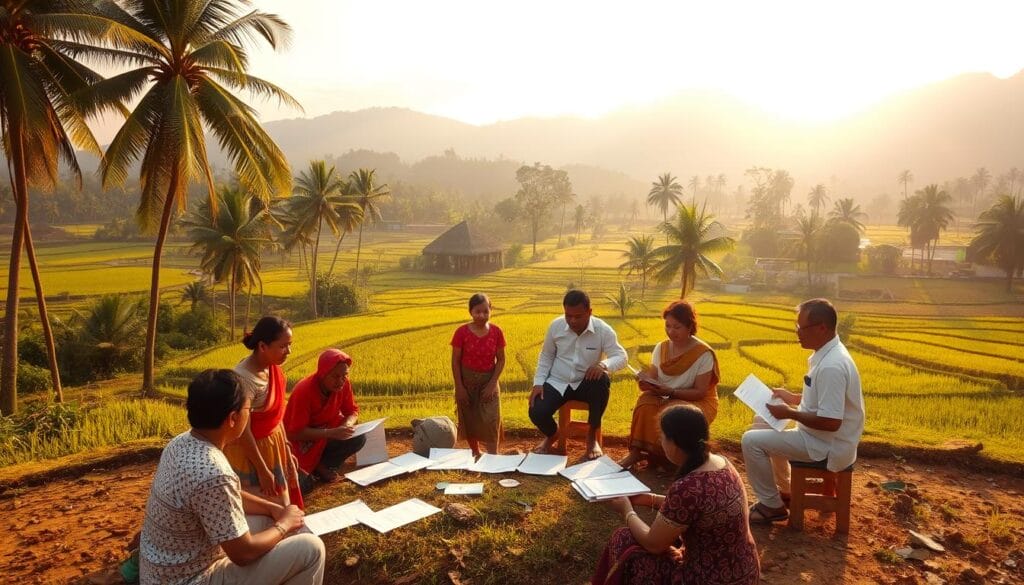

{"left": 897, "top": 185, "right": 955, "bottom": 274}
{"left": 0, "top": 0, "right": 304, "bottom": 413}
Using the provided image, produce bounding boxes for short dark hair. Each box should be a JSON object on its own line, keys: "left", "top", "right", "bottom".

{"left": 243, "top": 315, "right": 291, "bottom": 351}
{"left": 468, "top": 293, "right": 490, "bottom": 311}
{"left": 798, "top": 298, "right": 838, "bottom": 330}
{"left": 186, "top": 369, "right": 248, "bottom": 429}
{"left": 659, "top": 404, "right": 710, "bottom": 480}
{"left": 662, "top": 300, "right": 698, "bottom": 335}
{"left": 563, "top": 289, "right": 590, "bottom": 309}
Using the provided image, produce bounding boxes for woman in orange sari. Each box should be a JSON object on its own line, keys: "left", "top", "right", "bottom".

{"left": 618, "top": 301, "right": 719, "bottom": 470}
{"left": 222, "top": 316, "right": 304, "bottom": 509}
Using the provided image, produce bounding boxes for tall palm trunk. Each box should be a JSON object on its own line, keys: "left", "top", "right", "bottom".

{"left": 1, "top": 130, "right": 28, "bottom": 414}
{"left": 244, "top": 283, "right": 252, "bottom": 333}
{"left": 310, "top": 218, "right": 322, "bottom": 318}
{"left": 354, "top": 221, "right": 366, "bottom": 276}
{"left": 229, "top": 267, "right": 237, "bottom": 341}
{"left": 142, "top": 167, "right": 181, "bottom": 396}
{"left": 558, "top": 204, "right": 567, "bottom": 246}
{"left": 24, "top": 224, "right": 63, "bottom": 403}
{"left": 327, "top": 232, "right": 347, "bottom": 278}
{"left": 680, "top": 260, "right": 694, "bottom": 299}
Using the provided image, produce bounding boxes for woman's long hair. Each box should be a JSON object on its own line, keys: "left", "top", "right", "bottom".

{"left": 659, "top": 404, "right": 711, "bottom": 479}
{"left": 242, "top": 316, "right": 291, "bottom": 351}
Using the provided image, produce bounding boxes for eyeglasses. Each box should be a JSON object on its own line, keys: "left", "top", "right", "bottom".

{"left": 795, "top": 321, "right": 822, "bottom": 333}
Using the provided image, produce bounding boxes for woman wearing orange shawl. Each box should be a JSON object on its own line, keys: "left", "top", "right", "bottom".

{"left": 618, "top": 301, "right": 720, "bottom": 469}
{"left": 222, "top": 316, "right": 304, "bottom": 509}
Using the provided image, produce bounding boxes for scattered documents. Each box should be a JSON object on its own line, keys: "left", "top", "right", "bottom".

{"left": 516, "top": 452, "right": 568, "bottom": 476}
{"left": 572, "top": 471, "right": 650, "bottom": 502}
{"left": 349, "top": 417, "right": 386, "bottom": 437}
{"left": 357, "top": 498, "right": 441, "bottom": 534}
{"left": 345, "top": 452, "right": 433, "bottom": 486}
{"left": 444, "top": 482, "right": 484, "bottom": 495}
{"left": 733, "top": 373, "right": 789, "bottom": 432}
{"left": 559, "top": 455, "right": 622, "bottom": 481}
{"left": 468, "top": 453, "right": 526, "bottom": 473}
{"left": 303, "top": 499, "right": 373, "bottom": 536}
{"left": 427, "top": 448, "right": 476, "bottom": 470}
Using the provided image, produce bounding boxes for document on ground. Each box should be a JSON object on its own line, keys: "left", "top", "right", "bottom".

{"left": 517, "top": 452, "right": 568, "bottom": 476}
{"left": 733, "top": 373, "right": 789, "bottom": 432}
{"left": 345, "top": 460, "right": 407, "bottom": 487}
{"left": 468, "top": 453, "right": 526, "bottom": 473}
{"left": 356, "top": 423, "right": 388, "bottom": 466}
{"left": 427, "top": 448, "right": 476, "bottom": 470}
{"left": 559, "top": 455, "right": 622, "bottom": 481}
{"left": 389, "top": 452, "right": 436, "bottom": 473}
{"left": 444, "top": 482, "right": 484, "bottom": 495}
{"left": 573, "top": 472, "right": 650, "bottom": 502}
{"left": 303, "top": 499, "right": 373, "bottom": 536}
{"left": 357, "top": 498, "right": 442, "bottom": 534}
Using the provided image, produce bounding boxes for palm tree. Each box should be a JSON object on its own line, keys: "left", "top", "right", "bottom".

{"left": 180, "top": 281, "right": 211, "bottom": 312}
{"left": 73, "top": 295, "right": 145, "bottom": 379}
{"left": 795, "top": 214, "right": 824, "bottom": 289}
{"left": 897, "top": 170, "right": 913, "bottom": 200}
{"left": 688, "top": 175, "right": 701, "bottom": 199}
{"left": 573, "top": 203, "right": 587, "bottom": 242}
{"left": 917, "top": 184, "right": 955, "bottom": 274}
{"left": 828, "top": 198, "right": 867, "bottom": 233}
{"left": 0, "top": 1, "right": 122, "bottom": 413}
{"left": 897, "top": 195, "right": 926, "bottom": 272}
{"left": 970, "top": 195, "right": 1024, "bottom": 291}
{"left": 606, "top": 283, "right": 638, "bottom": 318}
{"left": 646, "top": 173, "right": 683, "bottom": 225}
{"left": 181, "top": 187, "right": 269, "bottom": 341}
{"left": 770, "top": 170, "right": 794, "bottom": 216}
{"left": 88, "top": 1, "right": 299, "bottom": 395}
{"left": 348, "top": 168, "right": 390, "bottom": 276}
{"left": 555, "top": 189, "right": 576, "bottom": 246}
{"left": 652, "top": 202, "right": 736, "bottom": 298}
{"left": 282, "top": 160, "right": 362, "bottom": 317}
{"left": 807, "top": 184, "right": 829, "bottom": 216}
{"left": 618, "top": 235, "right": 657, "bottom": 299}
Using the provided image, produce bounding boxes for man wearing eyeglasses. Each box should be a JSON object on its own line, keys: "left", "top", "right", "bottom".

{"left": 741, "top": 298, "right": 864, "bottom": 525}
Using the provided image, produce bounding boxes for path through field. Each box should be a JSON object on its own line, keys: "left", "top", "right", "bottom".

{"left": 2, "top": 437, "right": 1022, "bottom": 585}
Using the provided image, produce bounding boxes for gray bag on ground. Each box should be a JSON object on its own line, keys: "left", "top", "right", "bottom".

{"left": 411, "top": 416, "right": 457, "bottom": 456}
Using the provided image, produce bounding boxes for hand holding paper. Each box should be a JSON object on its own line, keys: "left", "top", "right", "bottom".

{"left": 733, "top": 374, "right": 789, "bottom": 432}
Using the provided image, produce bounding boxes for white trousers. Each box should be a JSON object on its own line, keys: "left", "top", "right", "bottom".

{"left": 206, "top": 515, "right": 325, "bottom": 585}
{"left": 741, "top": 418, "right": 817, "bottom": 509}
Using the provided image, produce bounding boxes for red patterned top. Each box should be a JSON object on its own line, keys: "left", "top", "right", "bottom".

{"left": 450, "top": 323, "right": 506, "bottom": 372}
{"left": 661, "top": 461, "right": 760, "bottom": 585}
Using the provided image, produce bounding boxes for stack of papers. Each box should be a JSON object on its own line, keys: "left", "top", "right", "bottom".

{"left": 517, "top": 452, "right": 568, "bottom": 476}
{"left": 572, "top": 471, "right": 650, "bottom": 502}
{"left": 733, "top": 374, "right": 788, "bottom": 432}
{"left": 345, "top": 452, "right": 434, "bottom": 487}
{"left": 559, "top": 455, "right": 622, "bottom": 481}
{"left": 467, "top": 453, "right": 526, "bottom": 473}
{"left": 427, "top": 448, "right": 476, "bottom": 470}
{"left": 357, "top": 498, "right": 442, "bottom": 534}
{"left": 443, "top": 482, "right": 484, "bottom": 495}
{"left": 303, "top": 500, "right": 373, "bottom": 536}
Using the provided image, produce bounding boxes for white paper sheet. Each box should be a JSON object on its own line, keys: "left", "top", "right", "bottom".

{"left": 357, "top": 498, "right": 442, "bottom": 533}
{"left": 625, "top": 363, "right": 659, "bottom": 385}
{"left": 558, "top": 455, "right": 622, "bottom": 481}
{"left": 574, "top": 472, "right": 650, "bottom": 501}
{"left": 389, "top": 452, "right": 435, "bottom": 473}
{"left": 349, "top": 417, "right": 386, "bottom": 438}
{"left": 356, "top": 423, "right": 388, "bottom": 466}
{"left": 427, "top": 448, "right": 476, "bottom": 470}
{"left": 467, "top": 453, "right": 526, "bottom": 474}
{"left": 344, "top": 459, "right": 407, "bottom": 487}
{"left": 444, "top": 482, "right": 484, "bottom": 495}
{"left": 733, "top": 373, "right": 788, "bottom": 432}
{"left": 516, "top": 453, "right": 568, "bottom": 476}
{"left": 303, "top": 499, "right": 373, "bottom": 536}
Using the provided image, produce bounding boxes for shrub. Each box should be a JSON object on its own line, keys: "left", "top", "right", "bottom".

{"left": 316, "top": 273, "right": 362, "bottom": 317}
{"left": 742, "top": 228, "right": 780, "bottom": 258}
{"left": 505, "top": 244, "right": 524, "bottom": 267}
{"left": 175, "top": 306, "right": 224, "bottom": 348}
{"left": 399, "top": 254, "right": 425, "bottom": 271}
{"left": 821, "top": 221, "right": 861, "bottom": 264}
{"left": 17, "top": 363, "right": 50, "bottom": 395}
{"left": 17, "top": 330, "right": 48, "bottom": 369}
{"left": 866, "top": 244, "right": 901, "bottom": 274}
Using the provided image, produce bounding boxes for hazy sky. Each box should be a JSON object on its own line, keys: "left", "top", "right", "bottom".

{"left": 132, "top": 1, "right": 1024, "bottom": 132}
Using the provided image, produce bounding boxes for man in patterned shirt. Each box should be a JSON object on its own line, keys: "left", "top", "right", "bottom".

{"left": 140, "top": 369, "right": 325, "bottom": 584}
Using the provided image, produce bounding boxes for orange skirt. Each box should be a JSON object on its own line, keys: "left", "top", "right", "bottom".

{"left": 455, "top": 366, "right": 503, "bottom": 444}
{"left": 222, "top": 423, "right": 302, "bottom": 507}
{"left": 627, "top": 391, "right": 718, "bottom": 458}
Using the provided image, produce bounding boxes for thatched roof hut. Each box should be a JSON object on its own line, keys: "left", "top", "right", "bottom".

{"left": 422, "top": 221, "right": 503, "bottom": 274}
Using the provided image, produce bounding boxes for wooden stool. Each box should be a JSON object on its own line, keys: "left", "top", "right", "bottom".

{"left": 788, "top": 459, "right": 854, "bottom": 534}
{"left": 556, "top": 400, "right": 603, "bottom": 454}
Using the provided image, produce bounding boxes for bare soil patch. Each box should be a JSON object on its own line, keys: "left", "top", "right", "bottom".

{"left": 2, "top": 433, "right": 1022, "bottom": 584}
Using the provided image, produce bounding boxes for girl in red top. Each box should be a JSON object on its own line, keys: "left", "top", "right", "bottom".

{"left": 450, "top": 293, "right": 506, "bottom": 456}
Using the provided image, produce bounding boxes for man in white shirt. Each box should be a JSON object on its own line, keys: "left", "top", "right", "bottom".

{"left": 741, "top": 298, "right": 865, "bottom": 524}
{"left": 530, "top": 289, "right": 628, "bottom": 459}
{"left": 140, "top": 369, "right": 325, "bottom": 585}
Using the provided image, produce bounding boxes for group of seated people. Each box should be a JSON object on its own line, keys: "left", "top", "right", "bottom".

{"left": 137, "top": 291, "right": 863, "bottom": 585}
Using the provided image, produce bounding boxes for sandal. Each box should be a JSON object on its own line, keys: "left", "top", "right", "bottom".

{"left": 749, "top": 502, "right": 789, "bottom": 524}
{"left": 313, "top": 466, "right": 340, "bottom": 483}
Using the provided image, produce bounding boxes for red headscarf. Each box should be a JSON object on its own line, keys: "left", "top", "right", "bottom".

{"left": 316, "top": 349, "right": 352, "bottom": 380}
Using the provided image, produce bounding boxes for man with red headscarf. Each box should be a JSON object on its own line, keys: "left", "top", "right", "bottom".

{"left": 283, "top": 349, "right": 366, "bottom": 494}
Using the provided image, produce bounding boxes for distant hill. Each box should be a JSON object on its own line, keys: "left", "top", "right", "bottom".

{"left": 252, "top": 71, "right": 1024, "bottom": 199}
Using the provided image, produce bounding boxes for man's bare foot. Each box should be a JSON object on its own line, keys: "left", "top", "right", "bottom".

{"left": 532, "top": 438, "right": 554, "bottom": 454}
{"left": 585, "top": 444, "right": 604, "bottom": 460}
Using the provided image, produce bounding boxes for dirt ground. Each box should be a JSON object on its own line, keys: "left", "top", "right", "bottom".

{"left": 1, "top": 435, "right": 1022, "bottom": 585}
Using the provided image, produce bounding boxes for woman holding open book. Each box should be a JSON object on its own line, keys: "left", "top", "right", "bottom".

{"left": 592, "top": 405, "right": 760, "bottom": 585}
{"left": 618, "top": 301, "right": 719, "bottom": 470}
